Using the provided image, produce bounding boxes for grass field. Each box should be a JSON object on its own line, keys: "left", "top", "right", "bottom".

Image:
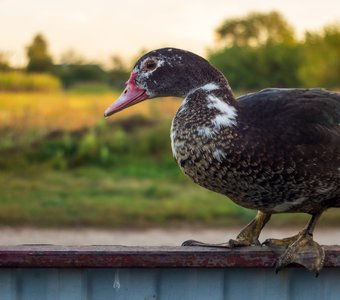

{"left": 1, "top": 90, "right": 339, "bottom": 228}
{"left": 0, "top": 91, "right": 182, "bottom": 130}
{"left": 1, "top": 166, "right": 254, "bottom": 227}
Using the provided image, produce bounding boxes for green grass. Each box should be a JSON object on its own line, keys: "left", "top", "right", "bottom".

{"left": 0, "top": 165, "right": 256, "bottom": 228}
{"left": 2, "top": 165, "right": 338, "bottom": 228}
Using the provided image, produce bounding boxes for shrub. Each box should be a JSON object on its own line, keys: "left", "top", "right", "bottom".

{"left": 0, "top": 115, "right": 174, "bottom": 171}
{"left": 0, "top": 72, "right": 61, "bottom": 92}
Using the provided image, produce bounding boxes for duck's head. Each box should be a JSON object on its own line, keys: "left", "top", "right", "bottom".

{"left": 104, "top": 48, "right": 226, "bottom": 117}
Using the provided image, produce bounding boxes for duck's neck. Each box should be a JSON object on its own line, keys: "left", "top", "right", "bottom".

{"left": 174, "top": 80, "right": 239, "bottom": 133}
{"left": 183, "top": 78, "right": 237, "bottom": 109}
{"left": 185, "top": 64, "right": 236, "bottom": 101}
{"left": 189, "top": 80, "right": 235, "bottom": 103}
{"left": 170, "top": 79, "right": 239, "bottom": 189}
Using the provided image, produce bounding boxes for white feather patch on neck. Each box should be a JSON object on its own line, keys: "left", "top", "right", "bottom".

{"left": 207, "top": 94, "right": 237, "bottom": 128}
{"left": 200, "top": 82, "right": 220, "bottom": 92}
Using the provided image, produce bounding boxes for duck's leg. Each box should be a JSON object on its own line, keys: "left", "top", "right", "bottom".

{"left": 263, "top": 213, "right": 325, "bottom": 275}
{"left": 182, "top": 210, "right": 271, "bottom": 248}
{"left": 229, "top": 210, "right": 271, "bottom": 247}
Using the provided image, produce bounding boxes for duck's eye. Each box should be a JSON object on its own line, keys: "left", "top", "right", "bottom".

{"left": 144, "top": 58, "right": 157, "bottom": 71}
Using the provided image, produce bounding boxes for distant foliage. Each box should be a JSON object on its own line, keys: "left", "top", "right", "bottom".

{"left": 0, "top": 116, "right": 172, "bottom": 170}
{"left": 209, "top": 43, "right": 302, "bottom": 89}
{"left": 299, "top": 24, "right": 340, "bottom": 88}
{"left": 108, "top": 55, "right": 130, "bottom": 89}
{"left": 52, "top": 64, "right": 109, "bottom": 88}
{"left": 216, "top": 11, "right": 295, "bottom": 47}
{"left": 26, "top": 33, "right": 54, "bottom": 73}
{"left": 0, "top": 72, "right": 61, "bottom": 92}
{"left": 209, "top": 11, "right": 340, "bottom": 90}
{"left": 0, "top": 52, "right": 10, "bottom": 71}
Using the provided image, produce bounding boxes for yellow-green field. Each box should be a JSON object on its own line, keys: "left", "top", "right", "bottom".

{"left": 0, "top": 92, "right": 182, "bottom": 130}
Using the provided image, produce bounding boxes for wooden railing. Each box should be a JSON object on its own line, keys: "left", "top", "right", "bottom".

{"left": 0, "top": 245, "right": 339, "bottom": 268}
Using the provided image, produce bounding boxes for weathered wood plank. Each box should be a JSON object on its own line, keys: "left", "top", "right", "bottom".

{"left": 0, "top": 245, "right": 339, "bottom": 268}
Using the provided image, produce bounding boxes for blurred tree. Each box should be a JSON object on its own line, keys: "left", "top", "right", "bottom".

{"left": 110, "top": 55, "right": 126, "bottom": 70}
{"left": 60, "top": 50, "right": 85, "bottom": 65}
{"left": 216, "top": 11, "right": 295, "bottom": 47}
{"left": 53, "top": 64, "right": 108, "bottom": 88}
{"left": 209, "top": 11, "right": 302, "bottom": 90}
{"left": 258, "top": 43, "right": 302, "bottom": 87}
{"left": 299, "top": 23, "right": 340, "bottom": 88}
{"left": 209, "top": 46, "right": 262, "bottom": 90}
{"left": 53, "top": 50, "right": 108, "bottom": 88}
{"left": 108, "top": 55, "right": 129, "bottom": 89}
{"left": 0, "top": 52, "right": 10, "bottom": 71}
{"left": 26, "top": 33, "right": 53, "bottom": 73}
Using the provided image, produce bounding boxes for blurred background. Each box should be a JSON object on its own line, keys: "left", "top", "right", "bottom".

{"left": 0, "top": 0, "right": 339, "bottom": 244}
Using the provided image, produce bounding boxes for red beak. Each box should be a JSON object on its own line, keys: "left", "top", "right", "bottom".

{"left": 104, "top": 72, "right": 149, "bottom": 117}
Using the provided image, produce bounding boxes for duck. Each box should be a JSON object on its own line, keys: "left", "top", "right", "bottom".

{"left": 104, "top": 48, "right": 340, "bottom": 275}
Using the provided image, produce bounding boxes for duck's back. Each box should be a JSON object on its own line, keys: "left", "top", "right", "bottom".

{"left": 237, "top": 88, "right": 340, "bottom": 145}
{"left": 234, "top": 88, "right": 340, "bottom": 211}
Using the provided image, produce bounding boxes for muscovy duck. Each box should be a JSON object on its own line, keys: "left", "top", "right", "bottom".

{"left": 104, "top": 48, "right": 340, "bottom": 274}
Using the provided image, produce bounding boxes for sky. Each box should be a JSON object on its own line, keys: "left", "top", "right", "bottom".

{"left": 1, "top": 0, "right": 339, "bottom": 67}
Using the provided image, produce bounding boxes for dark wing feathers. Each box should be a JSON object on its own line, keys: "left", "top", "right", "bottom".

{"left": 237, "top": 88, "right": 340, "bottom": 145}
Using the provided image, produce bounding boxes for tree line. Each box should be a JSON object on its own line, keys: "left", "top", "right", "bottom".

{"left": 1, "top": 11, "right": 339, "bottom": 90}
{"left": 209, "top": 11, "right": 340, "bottom": 90}
{"left": 0, "top": 34, "right": 130, "bottom": 89}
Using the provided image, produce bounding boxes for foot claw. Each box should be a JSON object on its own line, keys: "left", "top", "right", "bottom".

{"left": 262, "top": 239, "right": 276, "bottom": 247}
{"left": 182, "top": 211, "right": 270, "bottom": 250}
{"left": 181, "top": 240, "right": 229, "bottom": 248}
{"left": 181, "top": 238, "right": 259, "bottom": 248}
{"left": 262, "top": 235, "right": 299, "bottom": 250}
{"left": 275, "top": 265, "right": 280, "bottom": 274}
{"left": 181, "top": 240, "right": 204, "bottom": 247}
{"left": 229, "top": 238, "right": 260, "bottom": 248}
{"left": 268, "top": 233, "right": 325, "bottom": 274}
{"left": 274, "top": 257, "right": 285, "bottom": 274}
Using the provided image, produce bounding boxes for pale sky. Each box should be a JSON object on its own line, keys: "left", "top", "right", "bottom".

{"left": 1, "top": 0, "right": 339, "bottom": 67}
